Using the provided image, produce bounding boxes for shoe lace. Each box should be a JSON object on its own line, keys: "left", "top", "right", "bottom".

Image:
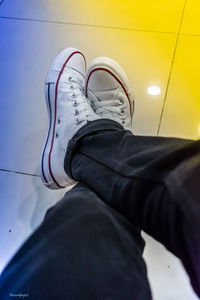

{"left": 67, "top": 70, "right": 98, "bottom": 124}
{"left": 92, "top": 88, "right": 127, "bottom": 118}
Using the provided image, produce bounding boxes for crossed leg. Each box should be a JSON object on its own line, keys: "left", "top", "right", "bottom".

{"left": 0, "top": 182, "right": 152, "bottom": 300}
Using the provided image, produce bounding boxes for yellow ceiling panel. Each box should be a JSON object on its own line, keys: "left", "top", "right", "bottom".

{"left": 159, "top": 35, "right": 200, "bottom": 139}
{"left": 181, "top": 0, "right": 200, "bottom": 35}
{"left": 0, "top": 0, "right": 185, "bottom": 33}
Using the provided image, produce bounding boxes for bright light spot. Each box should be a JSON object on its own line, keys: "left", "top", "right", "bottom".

{"left": 147, "top": 86, "right": 161, "bottom": 96}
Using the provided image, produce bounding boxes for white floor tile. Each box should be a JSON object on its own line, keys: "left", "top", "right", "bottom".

{"left": 159, "top": 34, "right": 200, "bottom": 139}
{"left": 0, "top": 18, "right": 176, "bottom": 173}
{"left": 0, "top": 170, "right": 69, "bottom": 273}
{"left": 0, "top": 0, "right": 184, "bottom": 33}
{"left": 143, "top": 233, "right": 198, "bottom": 300}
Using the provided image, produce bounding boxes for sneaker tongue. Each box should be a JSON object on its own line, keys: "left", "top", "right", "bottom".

{"left": 88, "top": 88, "right": 119, "bottom": 102}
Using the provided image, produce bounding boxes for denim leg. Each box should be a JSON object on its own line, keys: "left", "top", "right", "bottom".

{"left": 0, "top": 183, "right": 152, "bottom": 300}
{"left": 64, "top": 119, "right": 200, "bottom": 297}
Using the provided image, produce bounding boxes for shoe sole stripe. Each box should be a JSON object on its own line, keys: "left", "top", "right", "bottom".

{"left": 85, "top": 67, "right": 133, "bottom": 121}
{"left": 40, "top": 83, "right": 52, "bottom": 185}
{"left": 40, "top": 83, "right": 60, "bottom": 189}
{"left": 41, "top": 50, "right": 85, "bottom": 189}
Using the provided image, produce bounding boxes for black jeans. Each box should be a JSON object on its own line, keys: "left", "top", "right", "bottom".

{"left": 0, "top": 119, "right": 200, "bottom": 299}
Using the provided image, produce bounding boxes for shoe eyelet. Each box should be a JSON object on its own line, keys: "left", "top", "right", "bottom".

{"left": 74, "top": 109, "right": 79, "bottom": 116}
{"left": 55, "top": 133, "right": 59, "bottom": 138}
{"left": 75, "top": 119, "right": 81, "bottom": 125}
{"left": 71, "top": 93, "right": 76, "bottom": 98}
{"left": 121, "top": 120, "right": 126, "bottom": 126}
{"left": 73, "top": 101, "right": 78, "bottom": 107}
{"left": 70, "top": 85, "right": 74, "bottom": 90}
{"left": 119, "top": 98, "right": 124, "bottom": 105}
{"left": 120, "top": 109, "right": 125, "bottom": 116}
{"left": 68, "top": 76, "right": 72, "bottom": 82}
{"left": 57, "top": 119, "right": 61, "bottom": 124}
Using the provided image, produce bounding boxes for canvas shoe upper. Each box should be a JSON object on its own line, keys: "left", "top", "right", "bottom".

{"left": 40, "top": 47, "right": 100, "bottom": 189}
{"left": 85, "top": 57, "right": 134, "bottom": 131}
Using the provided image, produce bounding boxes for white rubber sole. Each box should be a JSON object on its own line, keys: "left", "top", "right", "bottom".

{"left": 39, "top": 47, "right": 84, "bottom": 189}
{"left": 85, "top": 57, "right": 135, "bottom": 116}
{"left": 40, "top": 82, "right": 61, "bottom": 189}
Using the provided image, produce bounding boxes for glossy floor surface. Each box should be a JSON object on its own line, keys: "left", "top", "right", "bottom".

{"left": 0, "top": 1, "right": 199, "bottom": 299}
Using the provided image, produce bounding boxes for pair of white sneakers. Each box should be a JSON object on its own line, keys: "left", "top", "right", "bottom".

{"left": 39, "top": 47, "right": 135, "bottom": 190}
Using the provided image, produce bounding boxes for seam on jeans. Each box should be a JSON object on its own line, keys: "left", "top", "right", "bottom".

{"left": 66, "top": 129, "right": 125, "bottom": 178}
{"left": 77, "top": 150, "right": 165, "bottom": 184}
{"left": 77, "top": 151, "right": 200, "bottom": 221}
{"left": 72, "top": 119, "right": 124, "bottom": 140}
{"left": 78, "top": 150, "right": 199, "bottom": 224}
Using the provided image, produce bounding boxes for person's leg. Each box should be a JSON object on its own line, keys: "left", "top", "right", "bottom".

{"left": 37, "top": 45, "right": 199, "bottom": 297}
{"left": 64, "top": 119, "right": 200, "bottom": 297}
{"left": 0, "top": 183, "right": 152, "bottom": 300}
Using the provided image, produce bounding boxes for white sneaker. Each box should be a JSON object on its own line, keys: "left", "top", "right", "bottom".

{"left": 85, "top": 57, "right": 134, "bottom": 130}
{"left": 40, "top": 47, "right": 100, "bottom": 189}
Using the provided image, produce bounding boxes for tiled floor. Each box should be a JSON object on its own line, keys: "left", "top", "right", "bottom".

{"left": 0, "top": 1, "right": 199, "bottom": 299}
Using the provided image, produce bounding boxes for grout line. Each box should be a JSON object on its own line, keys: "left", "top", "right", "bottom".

{"left": 157, "top": 0, "right": 187, "bottom": 136}
{"left": 1, "top": 15, "right": 200, "bottom": 38}
{"left": 180, "top": 32, "right": 200, "bottom": 38}
{"left": 0, "top": 168, "right": 39, "bottom": 177}
{"left": 0, "top": 15, "right": 178, "bottom": 35}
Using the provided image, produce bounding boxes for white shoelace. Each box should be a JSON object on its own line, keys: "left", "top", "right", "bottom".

{"left": 94, "top": 98, "right": 125, "bottom": 116}
{"left": 66, "top": 71, "right": 98, "bottom": 124}
{"left": 90, "top": 86, "right": 127, "bottom": 119}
